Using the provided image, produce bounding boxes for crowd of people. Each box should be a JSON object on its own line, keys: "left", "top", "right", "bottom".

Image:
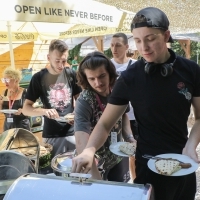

{"left": 0, "top": 6, "right": 199, "bottom": 200}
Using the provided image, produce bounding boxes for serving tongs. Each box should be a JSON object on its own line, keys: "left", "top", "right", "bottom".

{"left": 142, "top": 154, "right": 192, "bottom": 168}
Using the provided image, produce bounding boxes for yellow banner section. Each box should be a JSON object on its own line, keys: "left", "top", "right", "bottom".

{"left": 0, "top": 26, "right": 131, "bottom": 41}
{"left": 0, "top": 0, "right": 129, "bottom": 27}
{"left": 59, "top": 26, "right": 130, "bottom": 39}
{"left": 58, "top": 14, "right": 133, "bottom": 38}
{"left": 0, "top": 32, "right": 38, "bottom": 41}
{"left": 0, "top": 13, "right": 133, "bottom": 41}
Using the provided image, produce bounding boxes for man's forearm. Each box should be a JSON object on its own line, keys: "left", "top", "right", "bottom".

{"left": 75, "top": 131, "right": 102, "bottom": 179}
{"left": 188, "top": 119, "right": 200, "bottom": 148}
{"left": 122, "top": 114, "right": 133, "bottom": 139}
{"left": 23, "top": 105, "right": 45, "bottom": 117}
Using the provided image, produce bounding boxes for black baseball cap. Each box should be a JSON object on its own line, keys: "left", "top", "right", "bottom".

{"left": 131, "top": 7, "right": 173, "bottom": 43}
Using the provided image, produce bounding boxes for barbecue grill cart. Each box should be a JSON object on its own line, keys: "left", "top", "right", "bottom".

{"left": 3, "top": 173, "right": 154, "bottom": 200}
{"left": 0, "top": 128, "right": 40, "bottom": 172}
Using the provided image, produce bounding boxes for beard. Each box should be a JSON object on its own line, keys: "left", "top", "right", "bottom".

{"left": 50, "top": 64, "right": 63, "bottom": 74}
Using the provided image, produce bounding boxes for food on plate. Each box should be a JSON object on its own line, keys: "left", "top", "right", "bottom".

{"left": 64, "top": 113, "right": 75, "bottom": 121}
{"left": 179, "top": 162, "right": 192, "bottom": 169}
{"left": 119, "top": 142, "right": 136, "bottom": 155}
{"left": 155, "top": 158, "right": 191, "bottom": 176}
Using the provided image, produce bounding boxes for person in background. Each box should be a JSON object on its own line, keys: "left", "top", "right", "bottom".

{"left": 71, "top": 56, "right": 79, "bottom": 71}
{"left": 110, "top": 32, "right": 138, "bottom": 140}
{"left": 72, "top": 7, "right": 200, "bottom": 200}
{"left": 110, "top": 32, "right": 138, "bottom": 180}
{"left": 74, "top": 51, "right": 135, "bottom": 182}
{"left": 23, "top": 39, "right": 82, "bottom": 158}
{"left": 0, "top": 67, "right": 30, "bottom": 131}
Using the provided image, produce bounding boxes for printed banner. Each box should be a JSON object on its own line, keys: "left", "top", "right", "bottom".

{"left": 0, "top": 0, "right": 129, "bottom": 27}
{"left": 0, "top": 32, "right": 38, "bottom": 41}
{"left": 0, "top": 0, "right": 135, "bottom": 41}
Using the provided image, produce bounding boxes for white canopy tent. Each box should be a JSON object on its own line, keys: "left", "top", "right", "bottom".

{"left": 0, "top": 0, "right": 199, "bottom": 71}
{"left": 0, "top": 0, "right": 135, "bottom": 68}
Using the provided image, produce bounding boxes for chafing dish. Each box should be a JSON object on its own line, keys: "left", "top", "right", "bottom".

{"left": 51, "top": 151, "right": 105, "bottom": 177}
{"left": 0, "top": 150, "right": 36, "bottom": 195}
{"left": 4, "top": 173, "right": 154, "bottom": 200}
{"left": 0, "top": 128, "right": 40, "bottom": 172}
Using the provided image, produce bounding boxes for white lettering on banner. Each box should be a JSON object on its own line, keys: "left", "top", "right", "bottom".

{"left": 15, "top": 5, "right": 41, "bottom": 14}
{"left": 65, "top": 10, "right": 88, "bottom": 19}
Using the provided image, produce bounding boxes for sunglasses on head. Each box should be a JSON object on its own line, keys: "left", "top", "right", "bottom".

{"left": 1, "top": 78, "right": 11, "bottom": 83}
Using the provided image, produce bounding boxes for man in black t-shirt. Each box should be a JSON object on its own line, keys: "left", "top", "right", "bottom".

{"left": 23, "top": 40, "right": 81, "bottom": 158}
{"left": 72, "top": 7, "right": 200, "bottom": 200}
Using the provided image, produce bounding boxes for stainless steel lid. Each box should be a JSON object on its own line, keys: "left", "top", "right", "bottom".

{"left": 0, "top": 128, "right": 40, "bottom": 173}
{"left": 0, "top": 150, "right": 36, "bottom": 194}
{"left": 4, "top": 174, "right": 153, "bottom": 200}
{"left": 51, "top": 151, "right": 74, "bottom": 174}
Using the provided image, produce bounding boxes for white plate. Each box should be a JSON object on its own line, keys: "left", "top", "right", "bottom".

{"left": 147, "top": 153, "right": 199, "bottom": 176}
{"left": 55, "top": 117, "right": 67, "bottom": 123}
{"left": 109, "top": 142, "right": 135, "bottom": 157}
{"left": 0, "top": 109, "right": 18, "bottom": 114}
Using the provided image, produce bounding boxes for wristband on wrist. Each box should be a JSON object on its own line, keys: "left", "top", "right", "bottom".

{"left": 125, "top": 135, "right": 134, "bottom": 140}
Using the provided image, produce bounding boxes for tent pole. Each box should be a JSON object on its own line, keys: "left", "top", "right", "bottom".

{"left": 92, "top": 36, "right": 104, "bottom": 52}
{"left": 7, "top": 21, "right": 15, "bottom": 68}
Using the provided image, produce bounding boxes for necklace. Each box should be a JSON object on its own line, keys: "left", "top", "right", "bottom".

{"left": 9, "top": 88, "right": 19, "bottom": 97}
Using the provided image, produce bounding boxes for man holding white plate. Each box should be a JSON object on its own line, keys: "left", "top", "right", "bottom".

{"left": 72, "top": 7, "right": 200, "bottom": 200}
{"left": 0, "top": 67, "right": 30, "bottom": 131}
{"left": 23, "top": 40, "right": 81, "bottom": 158}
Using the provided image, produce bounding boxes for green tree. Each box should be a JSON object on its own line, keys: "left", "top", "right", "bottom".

{"left": 67, "top": 44, "right": 82, "bottom": 65}
{"left": 104, "top": 48, "right": 113, "bottom": 58}
{"left": 171, "top": 40, "right": 200, "bottom": 64}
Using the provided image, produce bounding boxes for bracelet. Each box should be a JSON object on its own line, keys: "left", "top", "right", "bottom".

{"left": 125, "top": 135, "right": 134, "bottom": 140}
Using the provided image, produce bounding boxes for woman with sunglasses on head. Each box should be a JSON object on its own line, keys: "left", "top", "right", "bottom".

{"left": 0, "top": 67, "right": 30, "bottom": 131}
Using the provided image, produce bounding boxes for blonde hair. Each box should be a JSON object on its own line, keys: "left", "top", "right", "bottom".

{"left": 3, "top": 67, "right": 22, "bottom": 81}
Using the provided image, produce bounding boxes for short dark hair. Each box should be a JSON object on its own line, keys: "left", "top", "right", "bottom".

{"left": 49, "top": 39, "right": 68, "bottom": 53}
{"left": 130, "top": 7, "right": 173, "bottom": 43}
{"left": 77, "top": 51, "right": 118, "bottom": 90}
{"left": 112, "top": 33, "right": 128, "bottom": 45}
{"left": 132, "top": 15, "right": 147, "bottom": 26}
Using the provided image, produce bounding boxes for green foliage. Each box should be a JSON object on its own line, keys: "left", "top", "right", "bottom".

{"left": 68, "top": 44, "right": 82, "bottom": 65}
{"left": 171, "top": 41, "right": 185, "bottom": 56}
{"left": 171, "top": 40, "right": 200, "bottom": 64}
{"left": 104, "top": 48, "right": 113, "bottom": 58}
